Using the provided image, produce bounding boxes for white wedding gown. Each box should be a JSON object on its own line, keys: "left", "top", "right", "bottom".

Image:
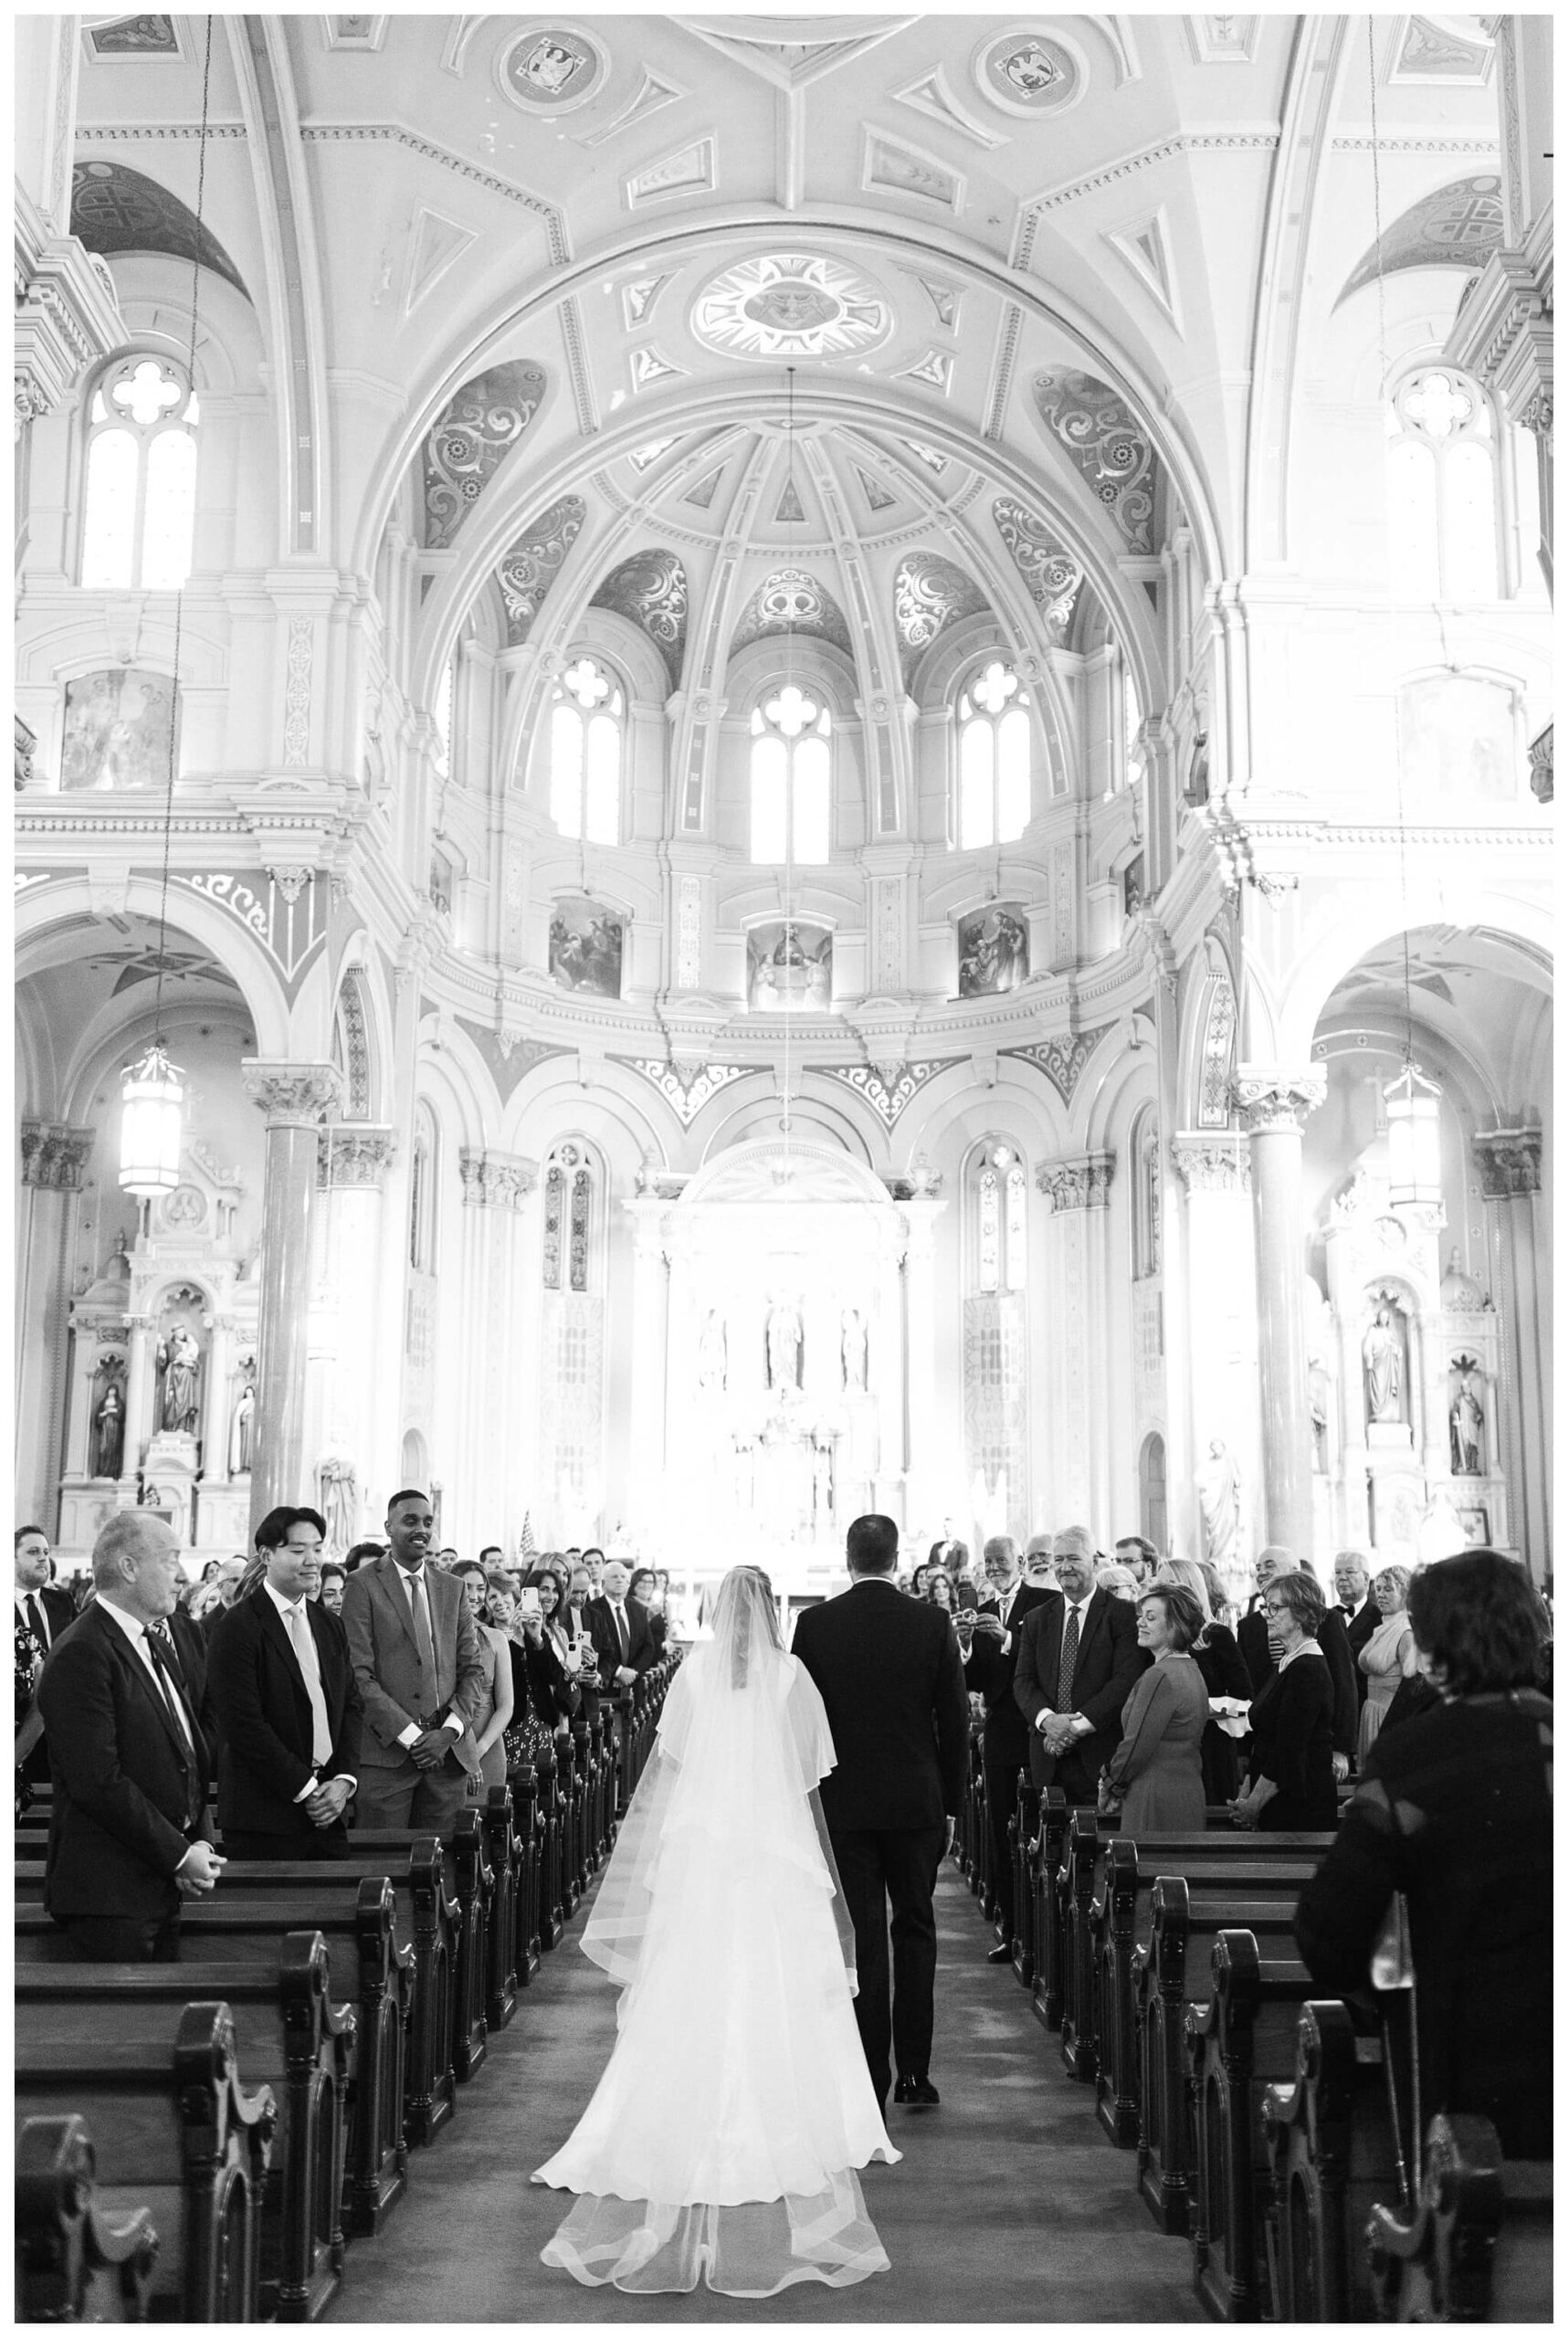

{"left": 533, "top": 1574, "right": 899, "bottom": 2295}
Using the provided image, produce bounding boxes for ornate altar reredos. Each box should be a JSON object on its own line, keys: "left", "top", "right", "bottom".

{"left": 58, "top": 1145, "right": 259, "bottom": 1562}
{"left": 632, "top": 1142, "right": 927, "bottom": 1585}
{"left": 1318, "top": 1159, "right": 1506, "bottom": 1564}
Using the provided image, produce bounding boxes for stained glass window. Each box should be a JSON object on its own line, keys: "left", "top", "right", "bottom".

{"left": 749, "top": 684, "right": 832, "bottom": 865}
{"left": 974, "top": 1141, "right": 1027, "bottom": 1292}
{"left": 955, "top": 660, "right": 1032, "bottom": 848}
{"left": 543, "top": 1142, "right": 594, "bottom": 1292}
{"left": 549, "top": 658, "right": 622, "bottom": 843}
{"left": 1385, "top": 368, "right": 1500, "bottom": 602}
{"left": 408, "top": 1107, "right": 437, "bottom": 1271}
{"left": 81, "top": 353, "right": 199, "bottom": 591}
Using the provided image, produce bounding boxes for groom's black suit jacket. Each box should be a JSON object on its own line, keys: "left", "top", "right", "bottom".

{"left": 792, "top": 1577, "right": 968, "bottom": 1832}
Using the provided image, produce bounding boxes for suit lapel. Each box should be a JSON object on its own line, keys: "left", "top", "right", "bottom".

{"left": 375, "top": 1557, "right": 424, "bottom": 1655}
{"left": 100, "top": 1606, "right": 195, "bottom": 1774}
{"left": 1076, "top": 1589, "right": 1105, "bottom": 1663}
{"left": 255, "top": 1591, "right": 313, "bottom": 1728}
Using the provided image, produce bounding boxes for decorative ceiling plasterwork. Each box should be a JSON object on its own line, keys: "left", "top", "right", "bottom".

{"left": 496, "top": 25, "right": 608, "bottom": 114}
{"left": 423, "top": 361, "right": 547, "bottom": 551}
{"left": 892, "top": 554, "right": 992, "bottom": 680}
{"left": 992, "top": 500, "right": 1084, "bottom": 637}
{"left": 497, "top": 497, "right": 586, "bottom": 645}
{"left": 623, "top": 1058, "right": 749, "bottom": 1126}
{"left": 972, "top": 26, "right": 1087, "bottom": 115}
{"left": 730, "top": 569, "right": 855, "bottom": 661}
{"left": 1004, "top": 1023, "right": 1119, "bottom": 1101}
{"left": 861, "top": 131, "right": 965, "bottom": 214}
{"left": 89, "top": 16, "right": 180, "bottom": 57}
{"left": 590, "top": 549, "right": 689, "bottom": 690}
{"left": 1033, "top": 370, "right": 1158, "bottom": 553}
{"left": 1390, "top": 16, "right": 1494, "bottom": 84}
{"left": 826, "top": 1059, "right": 955, "bottom": 1126}
{"left": 70, "top": 159, "right": 248, "bottom": 297}
{"left": 454, "top": 1018, "right": 569, "bottom": 1106}
{"left": 689, "top": 251, "right": 893, "bottom": 363}
{"left": 626, "top": 136, "right": 717, "bottom": 209}
{"left": 1337, "top": 174, "right": 1504, "bottom": 306}
{"left": 297, "top": 127, "right": 567, "bottom": 265}
{"left": 891, "top": 65, "right": 1007, "bottom": 150}
{"left": 577, "top": 68, "right": 687, "bottom": 152}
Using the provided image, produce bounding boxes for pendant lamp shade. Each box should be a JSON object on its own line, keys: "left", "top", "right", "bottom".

{"left": 1384, "top": 1060, "right": 1442, "bottom": 1208}
{"left": 119, "top": 1041, "right": 185, "bottom": 1195}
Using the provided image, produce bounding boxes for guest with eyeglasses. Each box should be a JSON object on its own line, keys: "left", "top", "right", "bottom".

{"left": 1230, "top": 1569, "right": 1337, "bottom": 1831}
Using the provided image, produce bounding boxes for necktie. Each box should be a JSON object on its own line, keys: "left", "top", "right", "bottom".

{"left": 1057, "top": 1605, "right": 1080, "bottom": 1713}
{"left": 26, "top": 1595, "right": 50, "bottom": 1650}
{"left": 405, "top": 1570, "right": 437, "bottom": 1682}
{"left": 145, "top": 1627, "right": 194, "bottom": 1749}
{"left": 284, "top": 1603, "right": 334, "bottom": 1765}
{"left": 614, "top": 1604, "right": 628, "bottom": 1665}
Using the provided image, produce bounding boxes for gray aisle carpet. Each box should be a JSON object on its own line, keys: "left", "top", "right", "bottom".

{"left": 325, "top": 1859, "right": 1204, "bottom": 2323}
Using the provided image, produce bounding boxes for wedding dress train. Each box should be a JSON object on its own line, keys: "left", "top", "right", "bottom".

{"left": 533, "top": 1567, "right": 899, "bottom": 2294}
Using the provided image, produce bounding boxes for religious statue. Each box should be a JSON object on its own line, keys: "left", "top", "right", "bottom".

{"left": 92, "top": 1380, "right": 125, "bottom": 1480}
{"left": 1196, "top": 1438, "right": 1240, "bottom": 1568}
{"left": 1449, "top": 1371, "right": 1485, "bottom": 1475}
{"left": 1417, "top": 1485, "right": 1467, "bottom": 1567}
{"left": 228, "top": 1382, "right": 257, "bottom": 1476}
{"left": 318, "top": 1456, "right": 357, "bottom": 1556}
{"left": 812, "top": 1440, "right": 834, "bottom": 1534}
{"left": 840, "top": 1307, "right": 868, "bottom": 1393}
{"left": 1308, "top": 1367, "right": 1331, "bottom": 1476}
{"left": 1362, "top": 1304, "right": 1405, "bottom": 1425}
{"left": 156, "top": 1323, "right": 202, "bottom": 1436}
{"left": 698, "top": 1310, "right": 727, "bottom": 1395}
{"left": 765, "top": 1303, "right": 802, "bottom": 1393}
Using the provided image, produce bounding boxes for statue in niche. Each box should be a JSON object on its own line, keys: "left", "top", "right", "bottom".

{"left": 765, "top": 1303, "right": 802, "bottom": 1393}
{"left": 812, "top": 1440, "right": 834, "bottom": 1534}
{"left": 228, "top": 1383, "right": 257, "bottom": 1476}
{"left": 318, "top": 1457, "right": 357, "bottom": 1557}
{"left": 156, "top": 1323, "right": 202, "bottom": 1435}
{"left": 1196, "top": 1438, "right": 1240, "bottom": 1569}
{"left": 841, "top": 1308, "right": 868, "bottom": 1394}
{"left": 92, "top": 1381, "right": 125, "bottom": 1480}
{"left": 1362, "top": 1304, "right": 1405, "bottom": 1425}
{"left": 1449, "top": 1370, "right": 1485, "bottom": 1475}
{"left": 698, "top": 1311, "right": 728, "bottom": 1395}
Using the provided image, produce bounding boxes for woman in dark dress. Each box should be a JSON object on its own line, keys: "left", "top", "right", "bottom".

{"left": 1231, "top": 1568, "right": 1337, "bottom": 1831}
{"left": 1160, "top": 1559, "right": 1252, "bottom": 1803}
{"left": 522, "top": 1569, "right": 578, "bottom": 1735}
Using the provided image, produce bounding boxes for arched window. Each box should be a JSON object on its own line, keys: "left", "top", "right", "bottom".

{"left": 408, "top": 1104, "right": 437, "bottom": 1272}
{"left": 1131, "top": 1108, "right": 1161, "bottom": 1280}
{"left": 433, "top": 655, "right": 455, "bottom": 777}
{"left": 80, "top": 351, "right": 199, "bottom": 591}
{"left": 542, "top": 1140, "right": 595, "bottom": 1294}
{"left": 1122, "top": 665, "right": 1142, "bottom": 792}
{"left": 549, "top": 656, "right": 623, "bottom": 844}
{"left": 955, "top": 659, "right": 1031, "bottom": 849}
{"left": 964, "top": 1137, "right": 1030, "bottom": 1540}
{"left": 749, "top": 683, "right": 831, "bottom": 865}
{"left": 973, "top": 1140, "right": 1028, "bottom": 1294}
{"left": 1385, "top": 367, "right": 1500, "bottom": 602}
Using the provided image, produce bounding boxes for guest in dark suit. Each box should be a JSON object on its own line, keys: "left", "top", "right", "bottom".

{"left": 793, "top": 1514, "right": 968, "bottom": 2115}
{"left": 15, "top": 1524, "right": 76, "bottom": 1784}
{"left": 37, "top": 1511, "right": 224, "bottom": 1959}
{"left": 1013, "top": 1526, "right": 1150, "bottom": 1800}
{"left": 1333, "top": 1549, "right": 1379, "bottom": 1711}
{"left": 1231, "top": 1569, "right": 1338, "bottom": 1831}
{"left": 340, "top": 1489, "right": 488, "bottom": 1829}
{"left": 959, "top": 1533, "right": 1058, "bottom": 1961}
{"left": 207, "top": 1505, "right": 362, "bottom": 1859}
{"left": 1239, "top": 1546, "right": 1357, "bottom": 1780}
{"left": 586, "top": 1559, "right": 658, "bottom": 1688}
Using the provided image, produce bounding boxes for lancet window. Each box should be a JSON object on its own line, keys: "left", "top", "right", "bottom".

{"left": 549, "top": 656, "right": 624, "bottom": 844}
{"left": 80, "top": 352, "right": 200, "bottom": 591}
{"left": 408, "top": 1104, "right": 437, "bottom": 1271}
{"left": 749, "top": 683, "right": 832, "bottom": 865}
{"left": 1385, "top": 367, "right": 1500, "bottom": 603}
{"left": 973, "top": 1141, "right": 1028, "bottom": 1294}
{"left": 955, "top": 659, "right": 1031, "bottom": 849}
{"left": 542, "top": 1142, "right": 595, "bottom": 1294}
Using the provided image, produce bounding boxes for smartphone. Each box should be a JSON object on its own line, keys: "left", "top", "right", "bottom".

{"left": 516, "top": 1587, "right": 542, "bottom": 1619}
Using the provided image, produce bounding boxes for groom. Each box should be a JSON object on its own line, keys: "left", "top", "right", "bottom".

{"left": 793, "top": 1515, "right": 969, "bottom": 2116}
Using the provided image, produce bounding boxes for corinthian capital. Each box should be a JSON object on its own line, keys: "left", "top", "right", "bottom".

{"left": 458, "top": 1146, "right": 539, "bottom": 1211}
{"left": 19, "top": 1119, "right": 95, "bottom": 1190}
{"left": 1036, "top": 1152, "right": 1115, "bottom": 1212}
{"left": 242, "top": 1059, "right": 343, "bottom": 1129}
{"left": 1471, "top": 1125, "right": 1542, "bottom": 1199}
{"left": 1169, "top": 1133, "right": 1251, "bottom": 1194}
{"left": 317, "top": 1126, "right": 398, "bottom": 1190}
{"left": 1232, "top": 1066, "right": 1325, "bottom": 1136}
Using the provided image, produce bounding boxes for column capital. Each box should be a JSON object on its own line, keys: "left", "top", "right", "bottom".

{"left": 1036, "top": 1152, "right": 1115, "bottom": 1212}
{"left": 458, "top": 1146, "right": 538, "bottom": 1210}
{"left": 1471, "top": 1124, "right": 1542, "bottom": 1199}
{"left": 242, "top": 1058, "right": 342, "bottom": 1128}
{"left": 1170, "top": 1132, "right": 1251, "bottom": 1193}
{"left": 1232, "top": 1065, "right": 1325, "bottom": 1135}
{"left": 19, "top": 1119, "right": 95, "bottom": 1189}
{"left": 318, "top": 1125, "right": 398, "bottom": 1190}
{"left": 623, "top": 1195, "right": 671, "bottom": 1260}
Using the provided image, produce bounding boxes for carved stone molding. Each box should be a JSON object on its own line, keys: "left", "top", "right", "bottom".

{"left": 1232, "top": 1066, "right": 1326, "bottom": 1136}
{"left": 1471, "top": 1125, "right": 1542, "bottom": 1199}
{"left": 458, "top": 1146, "right": 539, "bottom": 1210}
{"left": 19, "top": 1120, "right": 94, "bottom": 1191}
{"left": 1528, "top": 721, "right": 1552, "bottom": 805}
{"left": 1036, "top": 1151, "right": 1115, "bottom": 1212}
{"left": 16, "top": 714, "right": 37, "bottom": 792}
{"left": 241, "top": 1058, "right": 342, "bottom": 1130}
{"left": 317, "top": 1125, "right": 397, "bottom": 1189}
{"left": 1170, "top": 1132, "right": 1250, "bottom": 1193}
{"left": 14, "top": 189, "right": 124, "bottom": 437}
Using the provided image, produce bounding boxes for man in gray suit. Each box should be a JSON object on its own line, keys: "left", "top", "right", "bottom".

{"left": 340, "top": 1488, "right": 488, "bottom": 1828}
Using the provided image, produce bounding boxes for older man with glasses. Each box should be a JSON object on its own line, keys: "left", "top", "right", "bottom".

{"left": 956, "top": 1535, "right": 1059, "bottom": 1963}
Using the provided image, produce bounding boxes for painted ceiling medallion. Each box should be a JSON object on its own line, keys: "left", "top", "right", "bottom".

{"left": 973, "top": 27, "right": 1085, "bottom": 116}
{"left": 497, "top": 26, "right": 607, "bottom": 114}
{"left": 689, "top": 252, "right": 892, "bottom": 363}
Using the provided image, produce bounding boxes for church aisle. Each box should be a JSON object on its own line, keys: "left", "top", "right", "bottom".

{"left": 324, "top": 1859, "right": 1204, "bottom": 2323}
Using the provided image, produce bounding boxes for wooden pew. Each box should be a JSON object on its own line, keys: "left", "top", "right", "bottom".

{"left": 1259, "top": 1998, "right": 1403, "bottom": 2321}
{"left": 16, "top": 1880, "right": 411, "bottom": 2240}
{"left": 14, "top": 2001, "right": 277, "bottom": 2321}
{"left": 1364, "top": 2112, "right": 1553, "bottom": 2324}
{"left": 17, "top": 1931, "right": 353, "bottom": 2322}
{"left": 1007, "top": 1774, "right": 1041, "bottom": 1983}
{"left": 1029, "top": 1788, "right": 1077, "bottom": 2030}
{"left": 16, "top": 2113, "right": 160, "bottom": 2322}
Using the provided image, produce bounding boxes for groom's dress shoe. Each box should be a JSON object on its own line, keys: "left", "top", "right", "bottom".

{"left": 986, "top": 1943, "right": 1014, "bottom": 1964}
{"left": 894, "top": 2075, "right": 940, "bottom": 2108}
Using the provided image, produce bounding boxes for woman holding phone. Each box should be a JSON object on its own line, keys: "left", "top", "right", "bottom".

{"left": 451, "top": 1561, "right": 514, "bottom": 1789}
{"left": 521, "top": 1570, "right": 577, "bottom": 1734}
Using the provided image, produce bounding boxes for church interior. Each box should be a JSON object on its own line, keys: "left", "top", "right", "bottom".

{"left": 15, "top": 9, "right": 1553, "bottom": 1603}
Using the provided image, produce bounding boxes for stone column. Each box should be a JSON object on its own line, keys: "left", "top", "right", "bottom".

{"left": 203, "top": 1314, "right": 233, "bottom": 1485}
{"left": 623, "top": 1198, "right": 671, "bottom": 1536}
{"left": 15, "top": 1122, "right": 94, "bottom": 1526}
{"left": 1234, "top": 1068, "right": 1325, "bottom": 1563}
{"left": 1170, "top": 1134, "right": 1258, "bottom": 1573}
{"left": 121, "top": 1312, "right": 154, "bottom": 1497}
{"left": 242, "top": 1060, "right": 342, "bottom": 1530}
{"left": 456, "top": 1146, "right": 536, "bottom": 1553}
{"left": 900, "top": 1198, "right": 944, "bottom": 1528}
{"left": 315, "top": 1126, "right": 398, "bottom": 1538}
{"left": 1037, "top": 1155, "right": 1115, "bottom": 1532}
{"left": 1472, "top": 1126, "right": 1550, "bottom": 1574}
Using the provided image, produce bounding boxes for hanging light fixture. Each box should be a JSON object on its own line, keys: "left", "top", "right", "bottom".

{"left": 118, "top": 16, "right": 215, "bottom": 1197}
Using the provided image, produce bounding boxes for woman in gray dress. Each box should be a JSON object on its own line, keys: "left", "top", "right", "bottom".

{"left": 1099, "top": 1584, "right": 1210, "bottom": 1832}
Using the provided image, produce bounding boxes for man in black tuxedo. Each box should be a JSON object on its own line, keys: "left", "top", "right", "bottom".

{"left": 959, "top": 1532, "right": 1058, "bottom": 1963}
{"left": 793, "top": 1514, "right": 968, "bottom": 2115}
{"left": 207, "top": 1505, "right": 363, "bottom": 1859}
{"left": 37, "top": 1511, "right": 225, "bottom": 1960}
{"left": 1333, "top": 1550, "right": 1377, "bottom": 1714}
{"left": 1013, "top": 1526, "right": 1150, "bottom": 1801}
{"left": 15, "top": 1524, "right": 76, "bottom": 1784}
{"left": 1240, "top": 1547, "right": 1357, "bottom": 1780}
{"left": 585, "top": 1559, "right": 658, "bottom": 1689}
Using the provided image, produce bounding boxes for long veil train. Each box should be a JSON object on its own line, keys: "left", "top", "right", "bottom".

{"left": 532, "top": 1566, "right": 898, "bottom": 2295}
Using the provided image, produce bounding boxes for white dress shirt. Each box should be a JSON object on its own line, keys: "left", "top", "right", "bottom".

{"left": 261, "top": 1581, "right": 356, "bottom": 1796}
{"left": 392, "top": 1564, "right": 465, "bottom": 1748}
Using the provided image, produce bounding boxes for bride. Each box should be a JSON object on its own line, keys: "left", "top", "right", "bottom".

{"left": 532, "top": 1564, "right": 899, "bottom": 2294}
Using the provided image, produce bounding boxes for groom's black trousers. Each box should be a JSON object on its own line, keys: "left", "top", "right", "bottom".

{"left": 830, "top": 1824, "right": 945, "bottom": 2106}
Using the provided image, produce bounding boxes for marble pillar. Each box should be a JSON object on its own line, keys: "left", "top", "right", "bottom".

{"left": 121, "top": 1312, "right": 154, "bottom": 1499}
{"left": 1170, "top": 1134, "right": 1257, "bottom": 1573}
{"left": 623, "top": 1197, "right": 671, "bottom": 1536}
{"left": 15, "top": 1121, "right": 93, "bottom": 1526}
{"left": 456, "top": 1146, "right": 536, "bottom": 1554}
{"left": 900, "top": 1198, "right": 944, "bottom": 1528}
{"left": 1472, "top": 1125, "right": 1550, "bottom": 1574}
{"left": 242, "top": 1060, "right": 342, "bottom": 1531}
{"left": 315, "top": 1126, "right": 398, "bottom": 1545}
{"left": 1234, "top": 1068, "right": 1325, "bottom": 1564}
{"left": 1037, "top": 1155, "right": 1115, "bottom": 1532}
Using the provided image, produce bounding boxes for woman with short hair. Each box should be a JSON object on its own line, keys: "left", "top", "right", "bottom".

{"left": 1157, "top": 1557, "right": 1252, "bottom": 1803}
{"left": 1099, "top": 1585, "right": 1211, "bottom": 1832}
{"left": 1096, "top": 1563, "right": 1140, "bottom": 1603}
{"left": 1231, "top": 1569, "right": 1337, "bottom": 1831}
{"left": 1355, "top": 1563, "right": 1418, "bottom": 1761}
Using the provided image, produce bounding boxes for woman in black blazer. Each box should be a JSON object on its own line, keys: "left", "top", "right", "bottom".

{"left": 1231, "top": 1569, "right": 1337, "bottom": 1831}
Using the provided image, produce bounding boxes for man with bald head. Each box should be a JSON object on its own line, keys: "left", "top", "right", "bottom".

{"left": 37, "top": 1511, "right": 223, "bottom": 1960}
